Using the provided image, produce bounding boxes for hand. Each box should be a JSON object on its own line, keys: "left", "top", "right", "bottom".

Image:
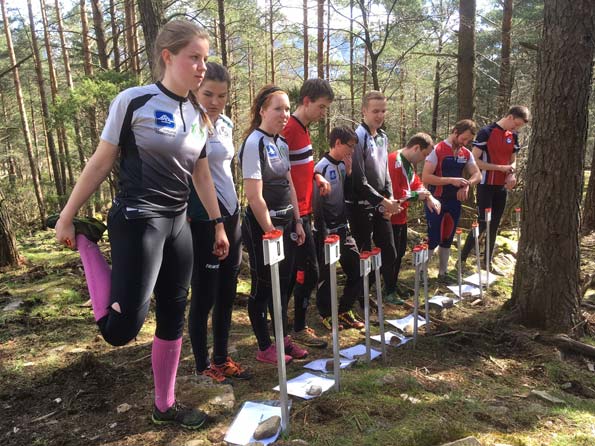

{"left": 295, "top": 222, "right": 306, "bottom": 246}
{"left": 213, "top": 224, "right": 230, "bottom": 260}
{"left": 417, "top": 190, "right": 431, "bottom": 201}
{"left": 456, "top": 184, "right": 470, "bottom": 201}
{"left": 315, "top": 174, "right": 331, "bottom": 196}
{"left": 385, "top": 199, "right": 402, "bottom": 214}
{"left": 426, "top": 196, "right": 441, "bottom": 214}
{"left": 450, "top": 177, "right": 469, "bottom": 188}
{"left": 505, "top": 173, "right": 517, "bottom": 190}
{"left": 343, "top": 154, "right": 353, "bottom": 176}
{"left": 55, "top": 217, "right": 76, "bottom": 249}
{"left": 382, "top": 211, "right": 392, "bottom": 220}
{"left": 499, "top": 164, "right": 514, "bottom": 174}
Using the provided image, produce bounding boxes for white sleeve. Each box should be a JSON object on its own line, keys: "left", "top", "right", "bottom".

{"left": 100, "top": 90, "right": 131, "bottom": 146}
{"left": 467, "top": 151, "right": 476, "bottom": 166}
{"left": 425, "top": 149, "right": 438, "bottom": 165}
{"left": 242, "top": 138, "right": 262, "bottom": 180}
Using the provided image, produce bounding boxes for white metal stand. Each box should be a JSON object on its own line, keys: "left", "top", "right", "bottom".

{"left": 412, "top": 245, "right": 422, "bottom": 348}
{"left": 456, "top": 228, "right": 463, "bottom": 299}
{"left": 370, "top": 247, "right": 386, "bottom": 363}
{"left": 324, "top": 234, "right": 341, "bottom": 391}
{"left": 359, "top": 251, "right": 372, "bottom": 363}
{"left": 421, "top": 243, "right": 430, "bottom": 334}
{"left": 485, "top": 208, "right": 492, "bottom": 292}
{"left": 472, "top": 222, "right": 483, "bottom": 300}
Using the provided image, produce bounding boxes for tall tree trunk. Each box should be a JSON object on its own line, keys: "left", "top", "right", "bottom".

{"left": 497, "top": 0, "right": 513, "bottom": 116}
{"left": 582, "top": 139, "right": 595, "bottom": 233}
{"left": 2, "top": 0, "right": 47, "bottom": 226}
{"left": 317, "top": 0, "right": 324, "bottom": 78}
{"left": 303, "top": 0, "right": 308, "bottom": 80}
{"left": 109, "top": 0, "right": 121, "bottom": 70}
{"left": 457, "top": 0, "right": 475, "bottom": 120}
{"left": 80, "top": 0, "right": 94, "bottom": 76}
{"left": 510, "top": 0, "right": 595, "bottom": 333}
{"left": 0, "top": 188, "right": 19, "bottom": 268}
{"left": 325, "top": 0, "right": 329, "bottom": 80}
{"left": 362, "top": 46, "right": 368, "bottom": 96}
{"left": 216, "top": 0, "right": 231, "bottom": 117}
{"left": 268, "top": 0, "right": 275, "bottom": 83}
{"left": 124, "top": 0, "right": 137, "bottom": 74}
{"left": 349, "top": 0, "right": 354, "bottom": 122}
{"left": 138, "top": 0, "right": 164, "bottom": 75}
{"left": 0, "top": 90, "right": 17, "bottom": 187}
{"left": 431, "top": 36, "right": 443, "bottom": 138}
{"left": 27, "top": 0, "right": 64, "bottom": 199}
{"left": 90, "top": 0, "right": 110, "bottom": 69}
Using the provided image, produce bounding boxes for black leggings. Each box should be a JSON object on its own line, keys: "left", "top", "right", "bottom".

{"left": 241, "top": 212, "right": 296, "bottom": 351}
{"left": 99, "top": 203, "right": 192, "bottom": 346}
{"left": 461, "top": 184, "right": 507, "bottom": 264}
{"left": 288, "top": 215, "right": 319, "bottom": 331}
{"left": 188, "top": 211, "right": 242, "bottom": 371}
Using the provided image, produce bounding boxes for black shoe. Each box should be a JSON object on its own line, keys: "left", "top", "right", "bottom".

{"left": 46, "top": 214, "right": 107, "bottom": 243}
{"left": 151, "top": 402, "right": 208, "bottom": 430}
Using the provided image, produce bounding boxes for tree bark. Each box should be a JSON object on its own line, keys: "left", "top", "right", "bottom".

{"left": 0, "top": 89, "right": 17, "bottom": 187}
{"left": 124, "top": 0, "right": 138, "bottom": 74}
{"left": 303, "top": 0, "right": 308, "bottom": 80}
{"left": 90, "top": 0, "right": 110, "bottom": 69}
{"left": 138, "top": 0, "right": 164, "bottom": 76}
{"left": 216, "top": 0, "right": 232, "bottom": 117}
{"left": 497, "top": 0, "right": 513, "bottom": 116}
{"left": 317, "top": 0, "right": 324, "bottom": 78}
{"left": 80, "top": 0, "right": 94, "bottom": 76}
{"left": 109, "top": 0, "right": 121, "bottom": 70}
{"left": 0, "top": 188, "right": 19, "bottom": 268}
{"left": 582, "top": 138, "right": 595, "bottom": 233}
{"left": 457, "top": 0, "right": 475, "bottom": 119}
{"left": 269, "top": 0, "right": 275, "bottom": 83}
{"left": 431, "top": 37, "right": 442, "bottom": 138}
{"left": 510, "top": 0, "right": 595, "bottom": 333}
{"left": 2, "top": 0, "right": 47, "bottom": 226}
{"left": 349, "top": 0, "right": 354, "bottom": 121}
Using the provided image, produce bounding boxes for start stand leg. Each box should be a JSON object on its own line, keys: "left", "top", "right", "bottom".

{"left": 421, "top": 244, "right": 430, "bottom": 335}
{"left": 324, "top": 235, "right": 341, "bottom": 391}
{"left": 359, "top": 251, "right": 372, "bottom": 364}
{"left": 485, "top": 208, "right": 492, "bottom": 292}
{"left": 412, "top": 245, "right": 422, "bottom": 348}
{"left": 472, "top": 222, "right": 483, "bottom": 300}
{"left": 262, "top": 230, "right": 290, "bottom": 433}
{"left": 371, "top": 248, "right": 386, "bottom": 363}
{"left": 456, "top": 229, "right": 463, "bottom": 299}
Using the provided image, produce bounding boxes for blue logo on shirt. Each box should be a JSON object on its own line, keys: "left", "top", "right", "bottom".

{"left": 155, "top": 111, "right": 175, "bottom": 128}
{"left": 266, "top": 143, "right": 278, "bottom": 158}
{"left": 506, "top": 137, "right": 512, "bottom": 144}
{"left": 330, "top": 170, "right": 337, "bottom": 180}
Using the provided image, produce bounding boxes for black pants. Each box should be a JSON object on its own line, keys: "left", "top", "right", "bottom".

{"left": 100, "top": 203, "right": 192, "bottom": 346}
{"left": 316, "top": 227, "right": 362, "bottom": 318}
{"left": 288, "top": 215, "right": 319, "bottom": 332}
{"left": 188, "top": 211, "right": 242, "bottom": 372}
{"left": 347, "top": 204, "right": 397, "bottom": 294}
{"left": 392, "top": 223, "right": 408, "bottom": 284}
{"left": 241, "top": 212, "right": 296, "bottom": 351}
{"left": 461, "top": 184, "right": 507, "bottom": 265}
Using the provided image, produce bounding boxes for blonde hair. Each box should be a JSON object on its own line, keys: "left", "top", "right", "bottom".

{"left": 362, "top": 90, "right": 386, "bottom": 109}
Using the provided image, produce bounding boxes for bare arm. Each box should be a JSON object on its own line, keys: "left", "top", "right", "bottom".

{"left": 55, "top": 139, "right": 119, "bottom": 248}
{"left": 422, "top": 160, "right": 469, "bottom": 188}
{"left": 244, "top": 179, "right": 275, "bottom": 233}
{"left": 472, "top": 147, "right": 514, "bottom": 173}
{"left": 287, "top": 171, "right": 305, "bottom": 245}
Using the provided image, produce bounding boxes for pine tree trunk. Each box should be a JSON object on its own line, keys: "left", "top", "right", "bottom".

{"left": 216, "top": 0, "right": 231, "bottom": 117}
{"left": 497, "top": 0, "right": 513, "bottom": 116}
{"left": 349, "top": 0, "right": 354, "bottom": 122}
{"left": 90, "top": 0, "right": 110, "bottom": 69}
{"left": 431, "top": 37, "right": 443, "bottom": 138}
{"left": 457, "top": 0, "right": 475, "bottom": 120}
{"left": 0, "top": 90, "right": 16, "bottom": 187}
{"left": 80, "top": 0, "right": 94, "bottom": 76}
{"left": 268, "top": 0, "right": 275, "bottom": 83}
{"left": 124, "top": 0, "right": 137, "bottom": 74}
{"left": 2, "top": 0, "right": 46, "bottom": 226}
{"left": 303, "top": 0, "right": 309, "bottom": 80}
{"left": 0, "top": 188, "right": 19, "bottom": 267}
{"left": 138, "top": 0, "right": 164, "bottom": 75}
{"left": 317, "top": 0, "right": 324, "bottom": 78}
{"left": 510, "top": 0, "right": 595, "bottom": 333}
{"left": 582, "top": 139, "right": 595, "bottom": 233}
{"left": 109, "top": 0, "right": 121, "bottom": 70}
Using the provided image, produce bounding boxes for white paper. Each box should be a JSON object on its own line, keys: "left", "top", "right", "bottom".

{"left": 428, "top": 295, "right": 460, "bottom": 307}
{"left": 339, "top": 344, "right": 382, "bottom": 360}
{"left": 224, "top": 401, "right": 282, "bottom": 445}
{"left": 386, "top": 314, "right": 427, "bottom": 332}
{"left": 273, "top": 372, "right": 335, "bottom": 400}
{"left": 371, "top": 331, "right": 412, "bottom": 347}
{"left": 447, "top": 283, "right": 481, "bottom": 297}
{"left": 303, "top": 357, "right": 355, "bottom": 373}
{"left": 464, "top": 271, "right": 498, "bottom": 286}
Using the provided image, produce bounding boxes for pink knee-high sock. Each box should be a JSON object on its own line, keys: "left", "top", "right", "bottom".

{"left": 152, "top": 336, "right": 182, "bottom": 412}
{"left": 76, "top": 234, "right": 111, "bottom": 321}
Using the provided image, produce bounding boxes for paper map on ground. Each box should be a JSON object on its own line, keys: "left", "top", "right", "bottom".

{"left": 386, "top": 314, "right": 427, "bottom": 332}
{"left": 303, "top": 357, "right": 355, "bottom": 373}
{"left": 447, "top": 283, "right": 481, "bottom": 297}
{"left": 339, "top": 344, "right": 382, "bottom": 360}
{"left": 371, "top": 331, "right": 412, "bottom": 347}
{"left": 464, "top": 271, "right": 498, "bottom": 286}
{"left": 273, "top": 372, "right": 335, "bottom": 400}
{"left": 428, "top": 295, "right": 460, "bottom": 307}
{"left": 224, "top": 401, "right": 282, "bottom": 445}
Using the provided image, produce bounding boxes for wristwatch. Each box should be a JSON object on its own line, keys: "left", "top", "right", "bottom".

{"left": 211, "top": 216, "right": 225, "bottom": 226}
{"left": 295, "top": 217, "right": 304, "bottom": 225}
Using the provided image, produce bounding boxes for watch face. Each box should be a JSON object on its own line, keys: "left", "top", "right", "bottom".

{"left": 378, "top": 205, "right": 385, "bottom": 213}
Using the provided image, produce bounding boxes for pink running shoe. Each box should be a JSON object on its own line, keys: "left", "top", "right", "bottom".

{"left": 256, "top": 344, "right": 292, "bottom": 365}
{"left": 284, "top": 336, "right": 308, "bottom": 359}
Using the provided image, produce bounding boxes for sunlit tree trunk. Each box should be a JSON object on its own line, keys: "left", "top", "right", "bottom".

{"left": 497, "top": 0, "right": 513, "bottom": 116}
{"left": 317, "top": 0, "right": 323, "bottom": 78}
{"left": 138, "top": 0, "right": 164, "bottom": 75}
{"left": 0, "top": 188, "right": 19, "bottom": 267}
{"left": 269, "top": 0, "right": 275, "bottom": 83}
{"left": 90, "top": 0, "right": 110, "bottom": 69}
{"left": 349, "top": 0, "right": 354, "bottom": 121}
{"left": 303, "top": 0, "right": 308, "bottom": 79}
{"left": 124, "top": 0, "right": 138, "bottom": 74}
{"left": 457, "top": 0, "right": 475, "bottom": 119}
{"left": 109, "top": 0, "right": 121, "bottom": 70}
{"left": 582, "top": 139, "right": 595, "bottom": 233}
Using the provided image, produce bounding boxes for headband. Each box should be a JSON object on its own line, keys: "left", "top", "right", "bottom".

{"left": 255, "top": 86, "right": 283, "bottom": 112}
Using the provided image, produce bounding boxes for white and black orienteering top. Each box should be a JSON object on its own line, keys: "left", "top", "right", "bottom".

{"left": 101, "top": 81, "right": 208, "bottom": 217}
{"left": 239, "top": 128, "right": 292, "bottom": 221}
{"left": 350, "top": 122, "right": 393, "bottom": 207}
{"left": 313, "top": 153, "right": 351, "bottom": 235}
{"left": 187, "top": 112, "right": 238, "bottom": 221}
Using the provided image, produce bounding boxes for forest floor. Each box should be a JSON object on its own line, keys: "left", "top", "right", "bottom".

{"left": 1, "top": 225, "right": 595, "bottom": 446}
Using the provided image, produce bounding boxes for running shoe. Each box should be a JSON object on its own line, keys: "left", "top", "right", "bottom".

{"left": 292, "top": 327, "right": 328, "bottom": 348}
{"left": 46, "top": 214, "right": 107, "bottom": 243}
{"left": 256, "top": 344, "right": 292, "bottom": 365}
{"left": 338, "top": 310, "right": 365, "bottom": 329}
{"left": 151, "top": 402, "right": 208, "bottom": 430}
{"left": 198, "top": 367, "right": 232, "bottom": 385}
{"left": 211, "top": 357, "right": 252, "bottom": 380}
{"left": 321, "top": 316, "right": 343, "bottom": 331}
{"left": 384, "top": 291, "right": 405, "bottom": 305}
{"left": 284, "top": 335, "right": 308, "bottom": 359}
{"left": 437, "top": 272, "right": 457, "bottom": 285}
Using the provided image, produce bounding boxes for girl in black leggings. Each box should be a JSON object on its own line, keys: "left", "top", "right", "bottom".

{"left": 54, "top": 21, "right": 229, "bottom": 430}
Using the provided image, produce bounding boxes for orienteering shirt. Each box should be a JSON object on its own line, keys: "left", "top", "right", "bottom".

{"left": 425, "top": 139, "right": 476, "bottom": 201}
{"left": 473, "top": 122, "right": 520, "bottom": 186}
{"left": 239, "top": 128, "right": 291, "bottom": 216}
{"left": 100, "top": 82, "right": 207, "bottom": 215}
{"left": 187, "top": 112, "right": 238, "bottom": 221}
{"left": 388, "top": 150, "right": 425, "bottom": 225}
{"left": 351, "top": 122, "right": 393, "bottom": 206}
{"left": 313, "top": 153, "right": 350, "bottom": 234}
{"left": 282, "top": 115, "right": 314, "bottom": 216}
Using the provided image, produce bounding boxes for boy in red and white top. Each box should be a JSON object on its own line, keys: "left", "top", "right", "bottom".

{"left": 388, "top": 133, "right": 441, "bottom": 296}
{"left": 282, "top": 78, "right": 334, "bottom": 348}
{"left": 460, "top": 106, "right": 530, "bottom": 273}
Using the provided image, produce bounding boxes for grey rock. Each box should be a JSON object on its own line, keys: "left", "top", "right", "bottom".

{"left": 530, "top": 389, "right": 566, "bottom": 404}
{"left": 253, "top": 415, "right": 281, "bottom": 440}
{"left": 184, "top": 440, "right": 208, "bottom": 446}
{"left": 306, "top": 385, "right": 322, "bottom": 396}
{"left": 439, "top": 437, "right": 482, "bottom": 446}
